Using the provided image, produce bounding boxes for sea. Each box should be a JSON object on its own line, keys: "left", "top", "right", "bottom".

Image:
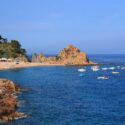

{"left": 0, "top": 54, "right": 125, "bottom": 125}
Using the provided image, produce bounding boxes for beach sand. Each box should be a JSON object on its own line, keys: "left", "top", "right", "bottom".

{"left": 0, "top": 61, "right": 96, "bottom": 70}
{"left": 0, "top": 62, "right": 64, "bottom": 70}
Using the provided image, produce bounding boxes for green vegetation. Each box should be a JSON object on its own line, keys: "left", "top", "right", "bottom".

{"left": 0, "top": 35, "right": 26, "bottom": 58}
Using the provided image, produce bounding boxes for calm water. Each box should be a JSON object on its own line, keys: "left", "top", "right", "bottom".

{"left": 0, "top": 55, "right": 125, "bottom": 125}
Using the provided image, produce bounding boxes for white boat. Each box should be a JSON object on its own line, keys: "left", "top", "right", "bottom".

{"left": 121, "top": 67, "right": 125, "bottom": 70}
{"left": 78, "top": 68, "right": 86, "bottom": 72}
{"left": 91, "top": 66, "right": 100, "bottom": 71}
{"left": 109, "top": 67, "right": 115, "bottom": 70}
{"left": 112, "top": 71, "right": 120, "bottom": 74}
{"left": 97, "top": 76, "right": 109, "bottom": 80}
{"left": 102, "top": 68, "right": 108, "bottom": 70}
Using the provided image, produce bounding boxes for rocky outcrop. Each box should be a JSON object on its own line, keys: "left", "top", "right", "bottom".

{"left": 32, "top": 45, "right": 94, "bottom": 65}
{"left": 0, "top": 79, "right": 26, "bottom": 122}
{"left": 32, "top": 54, "right": 46, "bottom": 63}
{"left": 58, "top": 45, "right": 89, "bottom": 65}
{"left": 32, "top": 54, "right": 38, "bottom": 63}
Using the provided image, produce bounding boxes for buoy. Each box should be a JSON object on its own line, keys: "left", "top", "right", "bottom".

{"left": 79, "top": 74, "right": 84, "bottom": 77}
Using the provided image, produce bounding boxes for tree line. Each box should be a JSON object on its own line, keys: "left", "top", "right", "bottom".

{"left": 0, "top": 35, "right": 26, "bottom": 58}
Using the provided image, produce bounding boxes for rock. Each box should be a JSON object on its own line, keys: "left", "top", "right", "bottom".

{"left": 31, "top": 45, "right": 94, "bottom": 65}
{"left": 32, "top": 53, "right": 46, "bottom": 63}
{"left": 0, "top": 79, "right": 26, "bottom": 122}
{"left": 37, "top": 54, "right": 46, "bottom": 62}
{"left": 0, "top": 79, "right": 17, "bottom": 93}
{"left": 32, "top": 53, "right": 38, "bottom": 62}
{"left": 58, "top": 45, "right": 89, "bottom": 65}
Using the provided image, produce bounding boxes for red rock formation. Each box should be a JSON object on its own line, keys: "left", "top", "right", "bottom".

{"left": 32, "top": 45, "right": 95, "bottom": 65}
{"left": 0, "top": 79, "right": 26, "bottom": 122}
{"left": 58, "top": 45, "right": 89, "bottom": 65}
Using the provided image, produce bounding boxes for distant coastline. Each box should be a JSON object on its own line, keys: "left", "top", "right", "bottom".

{"left": 0, "top": 35, "right": 96, "bottom": 70}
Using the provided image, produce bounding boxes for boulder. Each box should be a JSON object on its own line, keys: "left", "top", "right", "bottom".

{"left": 0, "top": 79, "right": 18, "bottom": 93}
{"left": 0, "top": 79, "right": 26, "bottom": 122}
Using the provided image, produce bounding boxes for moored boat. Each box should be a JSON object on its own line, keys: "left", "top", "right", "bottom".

{"left": 109, "top": 67, "right": 115, "bottom": 70}
{"left": 78, "top": 68, "right": 86, "bottom": 72}
{"left": 91, "top": 66, "right": 100, "bottom": 71}
{"left": 97, "top": 76, "right": 109, "bottom": 80}
{"left": 102, "top": 67, "right": 108, "bottom": 70}
{"left": 112, "top": 71, "right": 120, "bottom": 74}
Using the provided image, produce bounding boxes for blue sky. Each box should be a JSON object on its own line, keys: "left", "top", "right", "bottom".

{"left": 0, "top": 0, "right": 125, "bottom": 54}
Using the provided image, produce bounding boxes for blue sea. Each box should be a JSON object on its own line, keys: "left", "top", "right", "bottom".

{"left": 0, "top": 54, "right": 125, "bottom": 125}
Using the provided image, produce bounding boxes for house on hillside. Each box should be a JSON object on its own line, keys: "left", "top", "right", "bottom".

{"left": 0, "top": 35, "right": 7, "bottom": 43}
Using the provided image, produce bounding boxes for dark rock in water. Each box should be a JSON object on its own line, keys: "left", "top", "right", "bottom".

{"left": 0, "top": 79, "right": 26, "bottom": 122}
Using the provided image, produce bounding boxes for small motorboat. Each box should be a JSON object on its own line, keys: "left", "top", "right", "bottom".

{"left": 109, "top": 67, "right": 115, "bottom": 70}
{"left": 91, "top": 66, "right": 100, "bottom": 72}
{"left": 102, "top": 68, "right": 108, "bottom": 70}
{"left": 112, "top": 71, "right": 120, "bottom": 74}
{"left": 78, "top": 68, "right": 86, "bottom": 72}
{"left": 121, "top": 67, "right": 125, "bottom": 70}
{"left": 97, "top": 76, "right": 109, "bottom": 80}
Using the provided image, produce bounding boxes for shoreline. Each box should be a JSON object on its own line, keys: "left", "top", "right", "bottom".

{"left": 0, "top": 62, "right": 97, "bottom": 71}
{"left": 0, "top": 62, "right": 64, "bottom": 70}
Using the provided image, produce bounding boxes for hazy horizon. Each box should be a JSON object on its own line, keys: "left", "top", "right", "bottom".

{"left": 0, "top": 0, "right": 125, "bottom": 54}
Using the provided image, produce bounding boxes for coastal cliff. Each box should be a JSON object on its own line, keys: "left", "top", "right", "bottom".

{"left": 32, "top": 45, "right": 94, "bottom": 65}
{"left": 0, "top": 79, "right": 26, "bottom": 122}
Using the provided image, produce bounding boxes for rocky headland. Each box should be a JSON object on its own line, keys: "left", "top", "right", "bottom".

{"left": 0, "top": 34, "right": 96, "bottom": 70}
{"left": 0, "top": 79, "right": 26, "bottom": 122}
{"left": 32, "top": 45, "right": 95, "bottom": 66}
{"left": 0, "top": 44, "right": 96, "bottom": 70}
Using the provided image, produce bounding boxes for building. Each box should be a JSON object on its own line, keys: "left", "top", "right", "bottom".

{"left": 0, "top": 58, "right": 7, "bottom": 62}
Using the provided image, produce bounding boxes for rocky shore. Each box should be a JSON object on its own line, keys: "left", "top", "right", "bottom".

{"left": 32, "top": 45, "right": 96, "bottom": 66}
{"left": 0, "top": 79, "right": 26, "bottom": 122}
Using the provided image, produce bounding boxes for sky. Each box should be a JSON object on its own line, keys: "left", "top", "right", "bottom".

{"left": 0, "top": 0, "right": 125, "bottom": 54}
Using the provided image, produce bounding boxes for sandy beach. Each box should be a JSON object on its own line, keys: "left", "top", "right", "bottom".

{"left": 0, "top": 62, "right": 97, "bottom": 70}
{"left": 0, "top": 62, "right": 64, "bottom": 70}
